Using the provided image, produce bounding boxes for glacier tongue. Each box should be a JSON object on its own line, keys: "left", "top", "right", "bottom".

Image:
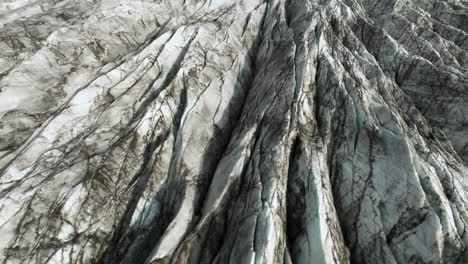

{"left": 0, "top": 0, "right": 467, "bottom": 263}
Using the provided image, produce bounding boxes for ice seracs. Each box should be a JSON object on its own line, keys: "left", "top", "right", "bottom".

{"left": 0, "top": 0, "right": 467, "bottom": 263}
